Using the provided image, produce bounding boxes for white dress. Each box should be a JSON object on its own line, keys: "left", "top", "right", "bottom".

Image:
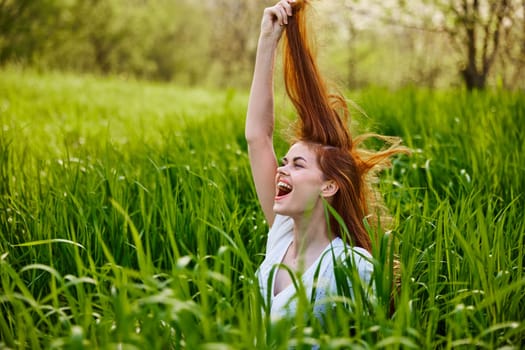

{"left": 257, "top": 215, "right": 374, "bottom": 320}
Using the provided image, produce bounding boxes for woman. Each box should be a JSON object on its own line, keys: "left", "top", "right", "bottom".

{"left": 246, "top": 0, "right": 406, "bottom": 320}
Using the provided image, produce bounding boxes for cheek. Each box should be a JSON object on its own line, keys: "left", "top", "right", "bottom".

{"left": 295, "top": 175, "right": 323, "bottom": 197}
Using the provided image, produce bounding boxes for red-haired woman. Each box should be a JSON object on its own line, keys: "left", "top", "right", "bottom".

{"left": 246, "top": 0, "right": 406, "bottom": 320}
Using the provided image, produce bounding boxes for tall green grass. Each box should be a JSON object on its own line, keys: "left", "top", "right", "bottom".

{"left": 1, "top": 67, "right": 524, "bottom": 349}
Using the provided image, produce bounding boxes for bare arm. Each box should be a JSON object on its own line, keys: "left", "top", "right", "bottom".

{"left": 246, "top": 1, "right": 293, "bottom": 227}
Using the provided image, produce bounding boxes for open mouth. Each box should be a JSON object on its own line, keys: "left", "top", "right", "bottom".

{"left": 276, "top": 181, "right": 292, "bottom": 198}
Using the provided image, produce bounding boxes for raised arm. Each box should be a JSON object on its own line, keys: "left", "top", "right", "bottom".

{"left": 246, "top": 0, "right": 293, "bottom": 227}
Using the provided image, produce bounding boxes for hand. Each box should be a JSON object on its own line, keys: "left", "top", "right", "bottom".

{"left": 260, "top": 0, "right": 295, "bottom": 41}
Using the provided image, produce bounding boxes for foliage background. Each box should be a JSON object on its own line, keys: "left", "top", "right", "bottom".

{"left": 1, "top": 0, "right": 524, "bottom": 89}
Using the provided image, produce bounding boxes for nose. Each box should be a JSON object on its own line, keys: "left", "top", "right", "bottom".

{"left": 277, "top": 164, "right": 289, "bottom": 176}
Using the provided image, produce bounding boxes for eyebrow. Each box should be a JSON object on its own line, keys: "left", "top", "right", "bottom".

{"left": 281, "top": 156, "right": 307, "bottom": 163}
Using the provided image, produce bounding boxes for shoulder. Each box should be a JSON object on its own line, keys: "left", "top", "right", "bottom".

{"left": 321, "top": 239, "right": 373, "bottom": 280}
{"left": 340, "top": 244, "right": 374, "bottom": 282}
{"left": 266, "top": 214, "right": 293, "bottom": 253}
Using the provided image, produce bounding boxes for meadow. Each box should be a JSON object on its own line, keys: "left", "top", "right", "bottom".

{"left": 0, "top": 67, "right": 524, "bottom": 349}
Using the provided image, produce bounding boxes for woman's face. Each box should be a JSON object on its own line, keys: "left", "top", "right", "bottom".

{"left": 273, "top": 141, "right": 326, "bottom": 217}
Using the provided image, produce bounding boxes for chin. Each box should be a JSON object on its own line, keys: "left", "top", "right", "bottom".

{"left": 272, "top": 205, "right": 286, "bottom": 216}
{"left": 273, "top": 202, "right": 293, "bottom": 217}
{"left": 273, "top": 203, "right": 305, "bottom": 219}
{"left": 273, "top": 198, "right": 321, "bottom": 219}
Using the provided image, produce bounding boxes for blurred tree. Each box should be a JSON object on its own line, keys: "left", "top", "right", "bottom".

{"left": 399, "top": 0, "right": 522, "bottom": 89}
{"left": 450, "top": 0, "right": 514, "bottom": 89}
{"left": 501, "top": 0, "right": 525, "bottom": 87}
{"left": 72, "top": 0, "right": 124, "bottom": 74}
{"left": 150, "top": 0, "right": 211, "bottom": 84}
{"left": 0, "top": 0, "right": 212, "bottom": 83}
{"left": 340, "top": 0, "right": 524, "bottom": 89}
{"left": 0, "top": 0, "right": 63, "bottom": 64}
{"left": 203, "top": 0, "right": 266, "bottom": 88}
{"left": 316, "top": 1, "right": 455, "bottom": 89}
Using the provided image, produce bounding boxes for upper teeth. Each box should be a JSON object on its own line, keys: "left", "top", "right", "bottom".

{"left": 278, "top": 182, "right": 292, "bottom": 190}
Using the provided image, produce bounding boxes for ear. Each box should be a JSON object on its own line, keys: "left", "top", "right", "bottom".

{"left": 321, "top": 180, "right": 339, "bottom": 198}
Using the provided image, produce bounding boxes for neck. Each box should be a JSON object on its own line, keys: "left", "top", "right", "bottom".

{"left": 289, "top": 205, "right": 332, "bottom": 259}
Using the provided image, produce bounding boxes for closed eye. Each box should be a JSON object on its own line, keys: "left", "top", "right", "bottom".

{"left": 280, "top": 156, "right": 306, "bottom": 168}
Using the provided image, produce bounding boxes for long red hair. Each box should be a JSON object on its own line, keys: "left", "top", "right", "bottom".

{"left": 283, "top": 0, "right": 409, "bottom": 252}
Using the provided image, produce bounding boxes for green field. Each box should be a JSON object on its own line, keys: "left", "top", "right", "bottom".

{"left": 1, "top": 67, "right": 524, "bottom": 349}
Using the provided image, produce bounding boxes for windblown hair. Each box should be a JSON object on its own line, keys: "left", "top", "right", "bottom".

{"left": 283, "top": 0, "right": 409, "bottom": 252}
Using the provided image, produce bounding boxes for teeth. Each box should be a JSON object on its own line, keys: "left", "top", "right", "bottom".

{"left": 277, "top": 181, "right": 292, "bottom": 190}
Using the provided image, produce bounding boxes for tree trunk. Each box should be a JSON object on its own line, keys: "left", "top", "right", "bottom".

{"left": 461, "top": 65, "right": 486, "bottom": 89}
{"left": 460, "top": 0, "right": 486, "bottom": 89}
